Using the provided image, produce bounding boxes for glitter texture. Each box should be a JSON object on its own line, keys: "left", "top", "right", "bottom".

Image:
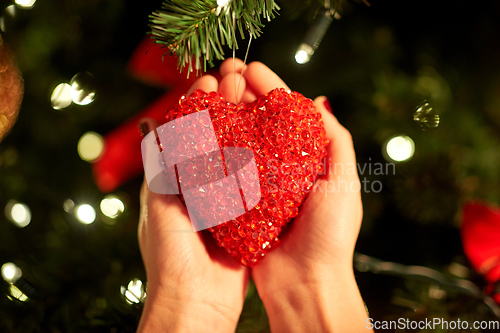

{"left": 165, "top": 88, "right": 328, "bottom": 266}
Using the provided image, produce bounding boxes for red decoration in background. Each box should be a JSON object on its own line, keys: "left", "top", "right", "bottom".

{"left": 92, "top": 85, "right": 191, "bottom": 192}
{"left": 461, "top": 201, "right": 500, "bottom": 304}
{"left": 92, "top": 37, "right": 217, "bottom": 192}
{"left": 127, "top": 37, "right": 187, "bottom": 88}
{"left": 166, "top": 88, "right": 328, "bottom": 266}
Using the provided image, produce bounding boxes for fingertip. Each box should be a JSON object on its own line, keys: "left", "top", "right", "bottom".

{"left": 220, "top": 58, "right": 246, "bottom": 77}
{"left": 313, "top": 96, "right": 340, "bottom": 134}
{"left": 246, "top": 61, "right": 265, "bottom": 71}
{"left": 218, "top": 72, "right": 247, "bottom": 104}
{"left": 313, "top": 96, "right": 357, "bottom": 167}
{"left": 244, "top": 61, "right": 289, "bottom": 96}
{"left": 186, "top": 75, "right": 218, "bottom": 95}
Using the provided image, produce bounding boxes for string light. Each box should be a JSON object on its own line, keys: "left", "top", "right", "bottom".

{"left": 100, "top": 196, "right": 125, "bottom": 219}
{"left": 414, "top": 101, "right": 440, "bottom": 129}
{"left": 385, "top": 135, "right": 415, "bottom": 162}
{"left": 2, "top": 263, "right": 29, "bottom": 302}
{"left": 5, "top": 200, "right": 31, "bottom": 228}
{"left": 295, "top": 44, "right": 313, "bottom": 64}
{"left": 120, "top": 279, "right": 146, "bottom": 304}
{"left": 8, "top": 285, "right": 28, "bottom": 302}
{"left": 15, "top": 0, "right": 37, "bottom": 9}
{"left": 70, "top": 72, "right": 96, "bottom": 105}
{"left": 4, "top": 5, "right": 16, "bottom": 16}
{"left": 75, "top": 204, "right": 96, "bottom": 224}
{"left": 0, "top": 5, "right": 16, "bottom": 33}
{"left": 51, "top": 83, "right": 73, "bottom": 110}
{"left": 77, "top": 132, "right": 104, "bottom": 162}
{"left": 63, "top": 199, "right": 75, "bottom": 213}
{"left": 294, "top": 9, "right": 340, "bottom": 64}
{"left": 1, "top": 262, "right": 22, "bottom": 284}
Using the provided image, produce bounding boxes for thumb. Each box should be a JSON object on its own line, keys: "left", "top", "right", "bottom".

{"left": 314, "top": 96, "right": 358, "bottom": 179}
{"left": 138, "top": 117, "right": 192, "bottom": 232}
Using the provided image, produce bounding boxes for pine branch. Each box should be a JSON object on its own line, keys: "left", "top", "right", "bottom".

{"left": 149, "top": 0, "right": 280, "bottom": 75}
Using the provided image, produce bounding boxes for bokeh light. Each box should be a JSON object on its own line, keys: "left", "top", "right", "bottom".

{"left": 1, "top": 262, "right": 22, "bottom": 284}
{"left": 63, "top": 199, "right": 75, "bottom": 213}
{"left": 77, "top": 132, "right": 104, "bottom": 162}
{"left": 5, "top": 200, "right": 31, "bottom": 228}
{"left": 75, "top": 204, "right": 96, "bottom": 224}
{"left": 385, "top": 135, "right": 415, "bottom": 162}
{"left": 51, "top": 83, "right": 73, "bottom": 110}
{"left": 413, "top": 101, "right": 440, "bottom": 129}
{"left": 120, "top": 278, "right": 146, "bottom": 304}
{"left": 0, "top": 5, "right": 16, "bottom": 32}
{"left": 5, "top": 5, "right": 16, "bottom": 16}
{"left": 100, "top": 196, "right": 125, "bottom": 219}
{"left": 70, "top": 72, "right": 96, "bottom": 105}
{"left": 295, "top": 44, "right": 313, "bottom": 64}
{"left": 15, "top": 0, "right": 37, "bottom": 9}
{"left": 8, "top": 285, "right": 28, "bottom": 302}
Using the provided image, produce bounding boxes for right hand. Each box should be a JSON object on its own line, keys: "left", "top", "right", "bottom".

{"left": 221, "top": 58, "right": 369, "bottom": 332}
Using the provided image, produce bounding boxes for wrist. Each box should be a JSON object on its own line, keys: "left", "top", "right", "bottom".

{"left": 258, "top": 261, "right": 353, "bottom": 305}
{"left": 137, "top": 284, "right": 238, "bottom": 333}
{"left": 259, "top": 265, "right": 368, "bottom": 333}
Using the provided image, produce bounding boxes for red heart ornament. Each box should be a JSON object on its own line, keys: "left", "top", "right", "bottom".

{"left": 165, "top": 88, "right": 328, "bottom": 266}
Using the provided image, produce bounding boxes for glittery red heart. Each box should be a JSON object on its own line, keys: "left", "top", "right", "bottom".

{"left": 165, "top": 88, "right": 328, "bottom": 266}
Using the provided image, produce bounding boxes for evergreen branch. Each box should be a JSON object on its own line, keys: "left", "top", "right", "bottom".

{"left": 149, "top": 0, "right": 280, "bottom": 75}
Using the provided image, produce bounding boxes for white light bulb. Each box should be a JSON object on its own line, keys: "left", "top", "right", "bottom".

{"left": 63, "top": 199, "right": 75, "bottom": 213}
{"left": 77, "top": 132, "right": 104, "bottom": 162}
{"left": 76, "top": 204, "right": 96, "bottom": 224}
{"left": 5, "top": 201, "right": 31, "bottom": 228}
{"left": 1, "top": 262, "right": 22, "bottom": 284}
{"left": 51, "top": 83, "right": 73, "bottom": 110}
{"left": 100, "top": 196, "right": 125, "bottom": 219}
{"left": 295, "top": 50, "right": 309, "bottom": 64}
{"left": 121, "top": 278, "right": 146, "bottom": 304}
{"left": 70, "top": 72, "right": 96, "bottom": 105}
{"left": 295, "top": 44, "right": 313, "bottom": 64}
{"left": 385, "top": 135, "right": 415, "bottom": 162}
{"left": 15, "top": 0, "right": 36, "bottom": 8}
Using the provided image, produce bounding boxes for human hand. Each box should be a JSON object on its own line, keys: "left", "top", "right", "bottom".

{"left": 136, "top": 74, "right": 250, "bottom": 333}
{"left": 220, "top": 58, "right": 368, "bottom": 332}
{"left": 137, "top": 58, "right": 368, "bottom": 332}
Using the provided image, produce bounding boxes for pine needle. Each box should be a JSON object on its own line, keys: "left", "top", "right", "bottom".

{"left": 149, "top": 0, "right": 279, "bottom": 75}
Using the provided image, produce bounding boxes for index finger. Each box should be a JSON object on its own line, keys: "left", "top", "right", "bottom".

{"left": 186, "top": 75, "right": 218, "bottom": 95}
{"left": 243, "top": 61, "right": 289, "bottom": 96}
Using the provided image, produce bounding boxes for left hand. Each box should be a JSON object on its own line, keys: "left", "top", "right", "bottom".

{"left": 137, "top": 71, "right": 250, "bottom": 333}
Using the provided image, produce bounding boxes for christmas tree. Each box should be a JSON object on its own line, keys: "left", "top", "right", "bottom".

{"left": 1, "top": 0, "right": 500, "bottom": 332}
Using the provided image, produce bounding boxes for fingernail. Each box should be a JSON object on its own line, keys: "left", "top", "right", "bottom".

{"left": 138, "top": 121, "right": 150, "bottom": 137}
{"left": 324, "top": 98, "right": 333, "bottom": 113}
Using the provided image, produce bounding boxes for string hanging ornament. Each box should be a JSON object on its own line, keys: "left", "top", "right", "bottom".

{"left": 148, "top": 0, "right": 366, "bottom": 74}
{"left": 149, "top": 0, "right": 280, "bottom": 75}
